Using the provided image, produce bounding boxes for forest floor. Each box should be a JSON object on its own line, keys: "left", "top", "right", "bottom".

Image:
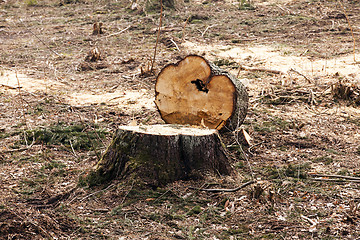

{"left": 1, "top": 0, "right": 360, "bottom": 239}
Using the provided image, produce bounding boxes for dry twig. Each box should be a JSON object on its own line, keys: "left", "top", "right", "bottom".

{"left": 337, "top": 0, "right": 356, "bottom": 62}
{"left": 309, "top": 173, "right": 360, "bottom": 181}
{"left": 79, "top": 184, "right": 116, "bottom": 202}
{"left": 288, "top": 68, "right": 313, "bottom": 84}
{"left": 19, "top": 20, "right": 63, "bottom": 58}
{"left": 310, "top": 178, "right": 360, "bottom": 183}
{"left": 237, "top": 64, "right": 284, "bottom": 77}
{"left": 150, "top": 0, "right": 163, "bottom": 74}
{"left": 201, "top": 24, "right": 217, "bottom": 37}
{"left": 15, "top": 71, "right": 29, "bottom": 129}
{"left": 103, "top": 25, "right": 131, "bottom": 38}
{"left": 181, "top": 16, "right": 191, "bottom": 42}
{"left": 189, "top": 180, "right": 256, "bottom": 193}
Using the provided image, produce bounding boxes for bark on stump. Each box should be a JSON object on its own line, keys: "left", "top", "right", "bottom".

{"left": 155, "top": 55, "right": 248, "bottom": 130}
{"left": 91, "top": 125, "right": 232, "bottom": 186}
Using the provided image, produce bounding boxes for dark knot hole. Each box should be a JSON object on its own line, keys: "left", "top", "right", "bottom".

{"left": 191, "top": 79, "right": 209, "bottom": 93}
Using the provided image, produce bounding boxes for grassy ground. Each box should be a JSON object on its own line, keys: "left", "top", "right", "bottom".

{"left": 0, "top": 0, "right": 360, "bottom": 239}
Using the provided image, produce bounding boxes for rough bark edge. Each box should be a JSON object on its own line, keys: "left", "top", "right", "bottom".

{"left": 208, "top": 61, "right": 249, "bottom": 130}
{"left": 86, "top": 126, "right": 233, "bottom": 187}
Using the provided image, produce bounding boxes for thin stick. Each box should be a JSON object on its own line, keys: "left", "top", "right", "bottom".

{"left": 15, "top": 71, "right": 28, "bottom": 129}
{"left": 169, "top": 38, "right": 180, "bottom": 51}
{"left": 120, "top": 181, "right": 134, "bottom": 204}
{"left": 233, "top": 129, "right": 256, "bottom": 179}
{"left": 19, "top": 20, "right": 63, "bottom": 58}
{"left": 310, "top": 178, "right": 360, "bottom": 183}
{"left": 289, "top": 68, "right": 313, "bottom": 84}
{"left": 248, "top": 140, "right": 265, "bottom": 154}
{"left": 103, "top": 25, "right": 131, "bottom": 38}
{"left": 69, "top": 139, "right": 79, "bottom": 159}
{"left": 301, "top": 215, "right": 317, "bottom": 226}
{"left": 201, "top": 24, "right": 217, "bottom": 37}
{"left": 189, "top": 180, "right": 256, "bottom": 193}
{"left": 237, "top": 64, "right": 284, "bottom": 77}
{"left": 309, "top": 173, "right": 360, "bottom": 181}
{"left": 337, "top": 0, "right": 356, "bottom": 62}
{"left": 79, "top": 184, "right": 115, "bottom": 202}
{"left": 1, "top": 147, "right": 29, "bottom": 154}
{"left": 0, "top": 84, "right": 21, "bottom": 90}
{"left": 150, "top": 0, "right": 163, "bottom": 74}
{"left": 181, "top": 16, "right": 191, "bottom": 42}
{"left": 153, "top": 187, "right": 174, "bottom": 203}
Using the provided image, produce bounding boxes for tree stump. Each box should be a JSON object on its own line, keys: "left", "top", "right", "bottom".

{"left": 155, "top": 55, "right": 248, "bottom": 130}
{"left": 90, "top": 125, "right": 233, "bottom": 187}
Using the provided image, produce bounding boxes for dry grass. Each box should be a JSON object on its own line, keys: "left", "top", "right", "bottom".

{"left": 0, "top": 0, "right": 360, "bottom": 239}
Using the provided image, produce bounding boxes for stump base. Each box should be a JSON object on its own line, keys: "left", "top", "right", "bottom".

{"left": 90, "top": 125, "right": 233, "bottom": 186}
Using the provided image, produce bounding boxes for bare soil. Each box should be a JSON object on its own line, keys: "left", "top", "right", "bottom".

{"left": 0, "top": 0, "right": 360, "bottom": 239}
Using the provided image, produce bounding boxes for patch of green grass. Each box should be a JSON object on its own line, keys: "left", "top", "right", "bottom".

{"left": 42, "top": 160, "right": 67, "bottom": 176}
{"left": 25, "top": 0, "right": 38, "bottom": 7}
{"left": 347, "top": 117, "right": 360, "bottom": 126}
{"left": 326, "top": 148, "right": 344, "bottom": 155}
{"left": 239, "top": 0, "right": 255, "bottom": 10}
{"left": 253, "top": 116, "right": 290, "bottom": 133}
{"left": 278, "top": 146, "right": 288, "bottom": 151}
{"left": 43, "top": 160, "right": 66, "bottom": 170}
{"left": 225, "top": 225, "right": 250, "bottom": 235}
{"left": 312, "top": 155, "right": 334, "bottom": 165}
{"left": 266, "top": 163, "right": 310, "bottom": 179}
{"left": 213, "top": 59, "right": 237, "bottom": 68}
{"left": 188, "top": 14, "right": 209, "bottom": 24}
{"left": 27, "top": 103, "right": 47, "bottom": 115}
{"left": 144, "top": 0, "right": 175, "bottom": 13}
{"left": 336, "top": 168, "right": 349, "bottom": 176}
{"left": 16, "top": 177, "right": 44, "bottom": 195}
{"left": 0, "top": 132, "right": 10, "bottom": 139}
{"left": 187, "top": 205, "right": 202, "bottom": 216}
{"left": 235, "top": 161, "right": 245, "bottom": 168}
{"left": 15, "top": 156, "right": 70, "bottom": 195}
{"left": 19, "top": 122, "right": 108, "bottom": 151}
{"left": 258, "top": 233, "right": 277, "bottom": 239}
{"left": 111, "top": 205, "right": 123, "bottom": 215}
{"left": 284, "top": 163, "right": 310, "bottom": 179}
{"left": 148, "top": 213, "right": 162, "bottom": 222}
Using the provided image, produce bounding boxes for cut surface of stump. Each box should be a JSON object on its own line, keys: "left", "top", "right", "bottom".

{"left": 155, "top": 55, "right": 248, "bottom": 130}
{"left": 91, "top": 125, "right": 233, "bottom": 187}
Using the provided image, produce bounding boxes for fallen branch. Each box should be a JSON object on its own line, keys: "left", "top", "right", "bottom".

{"left": 189, "top": 180, "right": 256, "bottom": 193}
{"left": 288, "top": 68, "right": 313, "bottom": 84}
{"left": 0, "top": 84, "right": 22, "bottom": 90}
{"left": 238, "top": 64, "right": 284, "bottom": 76}
{"left": 1, "top": 147, "right": 30, "bottom": 154}
{"left": 309, "top": 173, "right": 360, "bottom": 181}
{"left": 310, "top": 178, "right": 360, "bottom": 183}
